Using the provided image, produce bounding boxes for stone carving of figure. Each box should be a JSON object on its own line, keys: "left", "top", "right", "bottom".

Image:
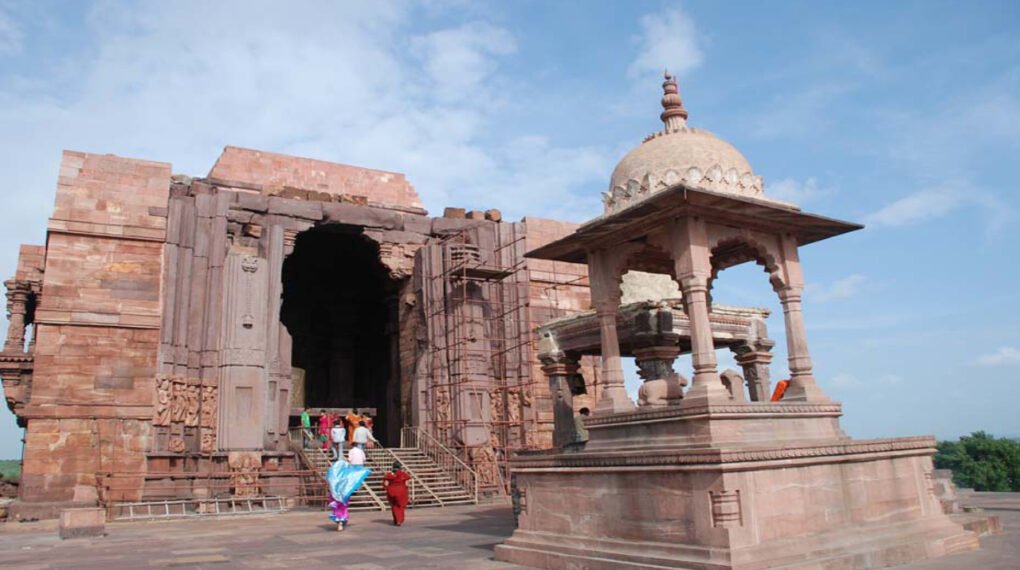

{"left": 470, "top": 445, "right": 499, "bottom": 487}
{"left": 433, "top": 386, "right": 450, "bottom": 425}
{"left": 720, "top": 369, "right": 748, "bottom": 403}
{"left": 200, "top": 386, "right": 217, "bottom": 428}
{"left": 171, "top": 378, "right": 188, "bottom": 423}
{"left": 506, "top": 390, "right": 522, "bottom": 424}
{"left": 636, "top": 359, "right": 686, "bottom": 407}
{"left": 229, "top": 452, "right": 261, "bottom": 497}
{"left": 153, "top": 376, "right": 172, "bottom": 426}
{"left": 200, "top": 431, "right": 216, "bottom": 453}
{"left": 184, "top": 384, "right": 201, "bottom": 427}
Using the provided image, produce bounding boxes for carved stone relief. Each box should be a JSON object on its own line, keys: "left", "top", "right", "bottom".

{"left": 200, "top": 386, "right": 217, "bottom": 428}
{"left": 171, "top": 380, "right": 187, "bottom": 423}
{"left": 228, "top": 451, "right": 262, "bottom": 497}
{"left": 153, "top": 375, "right": 172, "bottom": 426}
{"left": 469, "top": 445, "right": 499, "bottom": 487}
{"left": 710, "top": 490, "right": 743, "bottom": 528}
{"left": 184, "top": 384, "right": 200, "bottom": 426}
{"left": 152, "top": 374, "right": 218, "bottom": 453}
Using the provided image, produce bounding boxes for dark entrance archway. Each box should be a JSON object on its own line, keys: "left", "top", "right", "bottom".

{"left": 281, "top": 225, "right": 400, "bottom": 446}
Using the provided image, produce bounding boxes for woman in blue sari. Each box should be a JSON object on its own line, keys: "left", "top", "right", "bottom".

{"left": 326, "top": 456, "right": 371, "bottom": 531}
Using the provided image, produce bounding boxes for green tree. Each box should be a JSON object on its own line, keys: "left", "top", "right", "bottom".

{"left": 934, "top": 431, "right": 1020, "bottom": 492}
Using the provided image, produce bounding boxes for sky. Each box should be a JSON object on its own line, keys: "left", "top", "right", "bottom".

{"left": 0, "top": 0, "right": 1018, "bottom": 459}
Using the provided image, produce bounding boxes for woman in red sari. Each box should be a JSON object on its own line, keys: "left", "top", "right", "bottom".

{"left": 382, "top": 461, "right": 411, "bottom": 526}
{"left": 317, "top": 409, "right": 333, "bottom": 450}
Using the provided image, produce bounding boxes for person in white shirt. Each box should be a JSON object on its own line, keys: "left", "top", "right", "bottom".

{"left": 348, "top": 445, "right": 366, "bottom": 466}
{"left": 352, "top": 420, "right": 378, "bottom": 450}
{"left": 330, "top": 422, "right": 346, "bottom": 460}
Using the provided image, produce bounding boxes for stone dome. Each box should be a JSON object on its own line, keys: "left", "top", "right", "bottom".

{"left": 603, "top": 73, "right": 775, "bottom": 215}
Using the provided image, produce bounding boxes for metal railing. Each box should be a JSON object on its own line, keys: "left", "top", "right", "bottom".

{"left": 369, "top": 446, "right": 445, "bottom": 506}
{"left": 286, "top": 426, "right": 387, "bottom": 510}
{"left": 400, "top": 426, "right": 478, "bottom": 504}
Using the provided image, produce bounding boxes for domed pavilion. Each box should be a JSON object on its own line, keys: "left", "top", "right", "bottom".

{"left": 495, "top": 74, "right": 979, "bottom": 570}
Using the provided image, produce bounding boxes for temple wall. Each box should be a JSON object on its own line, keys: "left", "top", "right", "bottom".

{"left": 16, "top": 151, "right": 170, "bottom": 512}
{"left": 5, "top": 146, "right": 600, "bottom": 513}
{"left": 520, "top": 217, "right": 597, "bottom": 447}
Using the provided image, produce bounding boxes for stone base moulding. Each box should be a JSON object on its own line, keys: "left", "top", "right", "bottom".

{"left": 58, "top": 507, "right": 106, "bottom": 539}
{"left": 495, "top": 409, "right": 979, "bottom": 570}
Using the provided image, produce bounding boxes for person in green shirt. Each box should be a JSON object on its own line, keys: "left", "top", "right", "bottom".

{"left": 300, "top": 408, "right": 311, "bottom": 447}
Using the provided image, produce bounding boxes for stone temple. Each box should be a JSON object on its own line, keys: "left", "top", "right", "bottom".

{"left": 0, "top": 71, "right": 981, "bottom": 569}
{"left": 0, "top": 140, "right": 616, "bottom": 517}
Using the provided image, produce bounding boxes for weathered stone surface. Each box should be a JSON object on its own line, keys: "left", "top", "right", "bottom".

{"left": 320, "top": 202, "right": 404, "bottom": 229}
{"left": 209, "top": 146, "right": 423, "bottom": 211}
{"left": 59, "top": 507, "right": 105, "bottom": 539}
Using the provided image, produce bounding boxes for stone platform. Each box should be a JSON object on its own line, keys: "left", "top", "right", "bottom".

{"left": 495, "top": 404, "right": 980, "bottom": 570}
{"left": 0, "top": 499, "right": 1013, "bottom": 569}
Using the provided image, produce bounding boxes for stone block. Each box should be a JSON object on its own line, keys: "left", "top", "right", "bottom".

{"left": 432, "top": 217, "right": 488, "bottom": 234}
{"left": 320, "top": 202, "right": 404, "bottom": 229}
{"left": 485, "top": 209, "right": 502, "bottom": 222}
{"left": 466, "top": 210, "right": 486, "bottom": 220}
{"left": 59, "top": 507, "right": 106, "bottom": 539}
{"left": 443, "top": 207, "right": 466, "bottom": 218}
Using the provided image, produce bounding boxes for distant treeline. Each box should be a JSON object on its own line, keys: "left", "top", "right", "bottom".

{"left": 935, "top": 431, "right": 1020, "bottom": 492}
{"left": 0, "top": 459, "right": 19, "bottom": 482}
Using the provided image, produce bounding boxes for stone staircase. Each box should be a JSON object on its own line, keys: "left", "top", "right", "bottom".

{"left": 292, "top": 432, "right": 476, "bottom": 511}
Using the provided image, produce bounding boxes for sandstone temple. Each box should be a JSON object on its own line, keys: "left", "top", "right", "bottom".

{"left": 0, "top": 72, "right": 980, "bottom": 569}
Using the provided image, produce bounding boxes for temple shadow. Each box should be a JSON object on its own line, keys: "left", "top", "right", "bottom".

{"left": 422, "top": 507, "right": 515, "bottom": 539}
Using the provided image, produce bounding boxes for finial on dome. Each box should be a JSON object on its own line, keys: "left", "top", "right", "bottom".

{"left": 660, "top": 70, "right": 688, "bottom": 132}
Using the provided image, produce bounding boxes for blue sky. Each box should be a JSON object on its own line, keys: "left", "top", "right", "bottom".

{"left": 0, "top": 1, "right": 1017, "bottom": 458}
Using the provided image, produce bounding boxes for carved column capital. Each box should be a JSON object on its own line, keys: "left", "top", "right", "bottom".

{"left": 540, "top": 354, "right": 580, "bottom": 378}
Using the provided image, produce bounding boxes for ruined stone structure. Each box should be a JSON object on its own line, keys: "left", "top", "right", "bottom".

{"left": 495, "top": 74, "right": 979, "bottom": 569}
{"left": 0, "top": 146, "right": 594, "bottom": 517}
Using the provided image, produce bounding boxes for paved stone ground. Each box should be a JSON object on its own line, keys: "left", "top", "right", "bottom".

{"left": 0, "top": 494, "right": 1016, "bottom": 569}
{"left": 0, "top": 504, "right": 522, "bottom": 570}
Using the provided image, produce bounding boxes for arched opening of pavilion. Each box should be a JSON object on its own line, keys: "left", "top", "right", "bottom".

{"left": 280, "top": 225, "right": 401, "bottom": 445}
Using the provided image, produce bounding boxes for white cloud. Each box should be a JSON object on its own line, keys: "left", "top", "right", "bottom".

{"left": 864, "top": 188, "right": 962, "bottom": 227}
{"left": 411, "top": 21, "right": 518, "bottom": 103}
{"left": 628, "top": 7, "right": 703, "bottom": 80}
{"left": 768, "top": 177, "right": 833, "bottom": 205}
{"left": 977, "top": 347, "right": 1020, "bottom": 366}
{"left": 806, "top": 274, "right": 867, "bottom": 303}
{"left": 864, "top": 184, "right": 1013, "bottom": 234}
{"left": 0, "top": 6, "right": 22, "bottom": 55}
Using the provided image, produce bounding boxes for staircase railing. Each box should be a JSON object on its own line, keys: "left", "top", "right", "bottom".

{"left": 400, "top": 426, "right": 478, "bottom": 504}
{"left": 372, "top": 446, "right": 446, "bottom": 506}
{"left": 287, "top": 427, "right": 386, "bottom": 510}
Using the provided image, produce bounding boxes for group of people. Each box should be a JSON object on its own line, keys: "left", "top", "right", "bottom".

{"left": 325, "top": 449, "right": 411, "bottom": 531}
{"left": 299, "top": 408, "right": 378, "bottom": 460}
{"left": 306, "top": 408, "right": 408, "bottom": 532}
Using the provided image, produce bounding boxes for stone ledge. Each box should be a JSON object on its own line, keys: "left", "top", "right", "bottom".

{"left": 584, "top": 402, "right": 844, "bottom": 427}
{"left": 59, "top": 507, "right": 106, "bottom": 539}
{"left": 511, "top": 436, "right": 937, "bottom": 470}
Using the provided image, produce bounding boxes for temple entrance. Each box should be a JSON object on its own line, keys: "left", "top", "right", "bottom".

{"left": 281, "top": 226, "right": 400, "bottom": 446}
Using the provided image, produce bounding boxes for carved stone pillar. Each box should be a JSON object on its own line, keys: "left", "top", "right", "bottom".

{"left": 4, "top": 281, "right": 28, "bottom": 353}
{"left": 678, "top": 275, "right": 726, "bottom": 402}
{"left": 634, "top": 346, "right": 685, "bottom": 407}
{"left": 777, "top": 287, "right": 828, "bottom": 402}
{"left": 541, "top": 354, "right": 580, "bottom": 448}
{"left": 666, "top": 218, "right": 726, "bottom": 403}
{"left": 588, "top": 249, "right": 634, "bottom": 414}
{"left": 733, "top": 346, "right": 773, "bottom": 402}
